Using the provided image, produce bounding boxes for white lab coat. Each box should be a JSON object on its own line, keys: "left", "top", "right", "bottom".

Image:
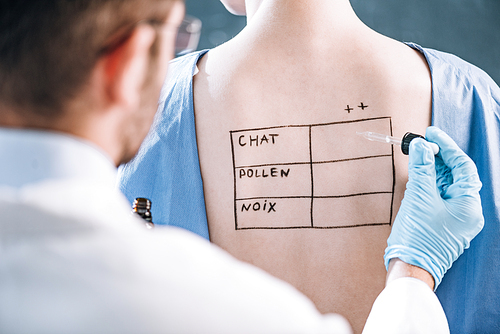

{"left": 0, "top": 128, "right": 449, "bottom": 333}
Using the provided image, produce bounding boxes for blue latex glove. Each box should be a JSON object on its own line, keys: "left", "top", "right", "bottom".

{"left": 384, "top": 126, "right": 484, "bottom": 289}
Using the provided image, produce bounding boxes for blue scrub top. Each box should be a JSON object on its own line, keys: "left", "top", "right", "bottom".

{"left": 118, "top": 44, "right": 500, "bottom": 333}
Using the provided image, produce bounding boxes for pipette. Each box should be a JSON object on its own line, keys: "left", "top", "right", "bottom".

{"left": 356, "top": 131, "right": 439, "bottom": 155}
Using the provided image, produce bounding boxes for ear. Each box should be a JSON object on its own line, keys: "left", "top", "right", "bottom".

{"left": 99, "top": 24, "right": 157, "bottom": 112}
{"left": 220, "top": 0, "right": 247, "bottom": 16}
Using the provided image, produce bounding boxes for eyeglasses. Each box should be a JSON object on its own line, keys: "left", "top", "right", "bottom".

{"left": 175, "top": 15, "right": 202, "bottom": 56}
{"left": 99, "top": 15, "right": 202, "bottom": 57}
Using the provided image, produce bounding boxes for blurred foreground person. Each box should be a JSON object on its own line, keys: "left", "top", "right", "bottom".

{"left": 0, "top": 1, "right": 484, "bottom": 333}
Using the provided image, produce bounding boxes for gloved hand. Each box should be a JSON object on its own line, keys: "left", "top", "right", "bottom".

{"left": 384, "top": 126, "right": 484, "bottom": 289}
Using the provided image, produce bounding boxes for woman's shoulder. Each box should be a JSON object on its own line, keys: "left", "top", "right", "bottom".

{"left": 158, "top": 50, "right": 211, "bottom": 104}
{"left": 409, "top": 43, "right": 499, "bottom": 90}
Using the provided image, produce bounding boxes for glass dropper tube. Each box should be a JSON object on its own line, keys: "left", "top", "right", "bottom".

{"left": 356, "top": 131, "right": 439, "bottom": 155}
{"left": 356, "top": 131, "right": 401, "bottom": 146}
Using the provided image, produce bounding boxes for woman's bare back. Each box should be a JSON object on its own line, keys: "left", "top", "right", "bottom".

{"left": 193, "top": 12, "right": 432, "bottom": 332}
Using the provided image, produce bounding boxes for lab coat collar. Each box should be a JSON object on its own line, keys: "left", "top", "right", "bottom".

{"left": 0, "top": 127, "right": 117, "bottom": 189}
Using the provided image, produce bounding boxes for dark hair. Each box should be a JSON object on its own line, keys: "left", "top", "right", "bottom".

{"left": 0, "top": 0, "right": 175, "bottom": 119}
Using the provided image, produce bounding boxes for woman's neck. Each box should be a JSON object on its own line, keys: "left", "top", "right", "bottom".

{"left": 246, "top": 0, "right": 360, "bottom": 27}
{"left": 230, "top": 0, "right": 370, "bottom": 56}
{"left": 240, "top": 0, "right": 368, "bottom": 48}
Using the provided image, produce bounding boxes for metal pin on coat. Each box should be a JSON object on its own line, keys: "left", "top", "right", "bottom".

{"left": 356, "top": 131, "right": 440, "bottom": 155}
{"left": 132, "top": 197, "right": 154, "bottom": 229}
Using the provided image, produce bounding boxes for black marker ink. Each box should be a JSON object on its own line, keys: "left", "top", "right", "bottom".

{"left": 238, "top": 135, "right": 246, "bottom": 147}
{"left": 281, "top": 169, "right": 290, "bottom": 177}
{"left": 242, "top": 203, "right": 251, "bottom": 212}
{"left": 260, "top": 134, "right": 269, "bottom": 144}
{"left": 249, "top": 135, "right": 258, "bottom": 146}
{"left": 232, "top": 116, "right": 395, "bottom": 230}
{"left": 268, "top": 202, "right": 276, "bottom": 213}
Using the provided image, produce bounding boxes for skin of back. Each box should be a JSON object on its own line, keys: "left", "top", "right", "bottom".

{"left": 193, "top": 1, "right": 432, "bottom": 332}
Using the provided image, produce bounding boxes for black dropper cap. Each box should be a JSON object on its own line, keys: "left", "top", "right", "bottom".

{"left": 401, "top": 132, "right": 425, "bottom": 155}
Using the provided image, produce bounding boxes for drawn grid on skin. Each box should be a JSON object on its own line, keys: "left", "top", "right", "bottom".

{"left": 230, "top": 117, "right": 395, "bottom": 230}
{"left": 309, "top": 125, "right": 314, "bottom": 227}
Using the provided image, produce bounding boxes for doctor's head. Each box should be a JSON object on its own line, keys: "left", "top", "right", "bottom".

{"left": 0, "top": 0, "right": 185, "bottom": 166}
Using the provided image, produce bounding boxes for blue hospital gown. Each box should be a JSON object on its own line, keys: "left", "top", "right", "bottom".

{"left": 118, "top": 43, "right": 500, "bottom": 333}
